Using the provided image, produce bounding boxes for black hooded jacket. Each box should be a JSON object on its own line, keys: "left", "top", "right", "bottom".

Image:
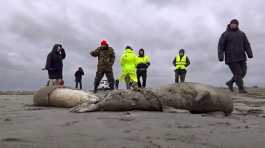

{"left": 218, "top": 25, "right": 253, "bottom": 64}
{"left": 75, "top": 69, "right": 84, "bottom": 81}
{"left": 45, "top": 45, "right": 66, "bottom": 71}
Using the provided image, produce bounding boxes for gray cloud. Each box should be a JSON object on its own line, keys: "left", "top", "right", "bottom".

{"left": 0, "top": 0, "right": 264, "bottom": 90}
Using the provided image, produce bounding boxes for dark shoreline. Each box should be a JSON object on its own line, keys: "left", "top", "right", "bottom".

{"left": 0, "top": 91, "right": 35, "bottom": 95}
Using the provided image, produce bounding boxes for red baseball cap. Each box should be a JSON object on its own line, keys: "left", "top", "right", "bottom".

{"left": 100, "top": 40, "right": 108, "bottom": 46}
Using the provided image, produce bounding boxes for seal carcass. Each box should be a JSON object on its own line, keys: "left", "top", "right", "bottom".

{"left": 70, "top": 89, "right": 162, "bottom": 112}
{"left": 155, "top": 83, "right": 233, "bottom": 115}
{"left": 71, "top": 83, "right": 233, "bottom": 115}
{"left": 33, "top": 86, "right": 99, "bottom": 108}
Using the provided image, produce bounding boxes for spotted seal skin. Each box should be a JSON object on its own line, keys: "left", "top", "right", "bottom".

{"left": 70, "top": 89, "right": 162, "bottom": 112}
{"left": 154, "top": 83, "right": 233, "bottom": 115}
{"left": 71, "top": 83, "right": 233, "bottom": 115}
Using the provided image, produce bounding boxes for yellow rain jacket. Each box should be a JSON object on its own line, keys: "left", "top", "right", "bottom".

{"left": 119, "top": 48, "right": 138, "bottom": 82}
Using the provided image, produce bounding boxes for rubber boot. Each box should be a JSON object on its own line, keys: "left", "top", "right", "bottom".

{"left": 239, "top": 88, "right": 248, "bottom": 94}
{"left": 93, "top": 85, "right": 98, "bottom": 94}
{"left": 238, "top": 81, "right": 248, "bottom": 94}
{"left": 115, "top": 80, "right": 119, "bottom": 89}
{"left": 226, "top": 81, "right": 234, "bottom": 92}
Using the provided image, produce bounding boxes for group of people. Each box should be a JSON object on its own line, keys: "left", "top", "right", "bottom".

{"left": 43, "top": 19, "right": 253, "bottom": 94}
{"left": 90, "top": 42, "right": 151, "bottom": 93}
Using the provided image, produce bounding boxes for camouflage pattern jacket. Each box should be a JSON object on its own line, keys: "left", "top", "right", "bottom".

{"left": 90, "top": 46, "right": 115, "bottom": 71}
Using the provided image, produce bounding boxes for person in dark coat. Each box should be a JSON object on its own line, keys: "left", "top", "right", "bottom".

{"left": 44, "top": 44, "right": 66, "bottom": 85}
{"left": 172, "top": 49, "right": 190, "bottom": 83}
{"left": 75, "top": 67, "right": 84, "bottom": 89}
{"left": 90, "top": 40, "right": 115, "bottom": 93}
{"left": 136, "top": 48, "right": 150, "bottom": 88}
{"left": 218, "top": 19, "right": 253, "bottom": 93}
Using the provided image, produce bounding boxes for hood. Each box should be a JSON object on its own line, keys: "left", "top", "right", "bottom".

{"left": 226, "top": 24, "right": 239, "bottom": 32}
{"left": 125, "top": 48, "right": 134, "bottom": 54}
{"left": 51, "top": 44, "right": 62, "bottom": 54}
{"left": 138, "top": 49, "right": 145, "bottom": 57}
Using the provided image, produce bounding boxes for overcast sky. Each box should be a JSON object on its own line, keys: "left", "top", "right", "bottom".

{"left": 0, "top": 0, "right": 264, "bottom": 90}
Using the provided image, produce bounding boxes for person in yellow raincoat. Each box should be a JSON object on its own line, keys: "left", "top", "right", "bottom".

{"left": 118, "top": 46, "right": 138, "bottom": 89}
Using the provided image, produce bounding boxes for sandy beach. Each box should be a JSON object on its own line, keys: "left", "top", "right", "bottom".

{"left": 0, "top": 88, "right": 264, "bottom": 148}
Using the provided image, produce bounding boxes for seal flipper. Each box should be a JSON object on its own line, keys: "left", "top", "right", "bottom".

{"left": 70, "top": 103, "right": 99, "bottom": 113}
{"left": 194, "top": 91, "right": 210, "bottom": 102}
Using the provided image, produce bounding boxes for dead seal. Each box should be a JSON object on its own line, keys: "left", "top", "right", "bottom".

{"left": 70, "top": 89, "right": 162, "bottom": 112}
{"left": 33, "top": 86, "right": 99, "bottom": 108}
{"left": 154, "top": 82, "right": 233, "bottom": 115}
{"left": 71, "top": 83, "right": 233, "bottom": 115}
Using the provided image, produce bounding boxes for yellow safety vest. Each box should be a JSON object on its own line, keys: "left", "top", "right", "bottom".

{"left": 136, "top": 56, "right": 150, "bottom": 64}
{"left": 176, "top": 55, "right": 187, "bottom": 70}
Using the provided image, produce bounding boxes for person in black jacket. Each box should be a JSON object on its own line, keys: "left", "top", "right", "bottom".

{"left": 136, "top": 49, "right": 150, "bottom": 88}
{"left": 75, "top": 67, "right": 84, "bottom": 89}
{"left": 43, "top": 44, "right": 66, "bottom": 85}
{"left": 218, "top": 19, "right": 253, "bottom": 93}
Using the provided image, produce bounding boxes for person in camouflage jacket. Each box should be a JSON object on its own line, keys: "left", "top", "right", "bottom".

{"left": 90, "top": 40, "right": 115, "bottom": 93}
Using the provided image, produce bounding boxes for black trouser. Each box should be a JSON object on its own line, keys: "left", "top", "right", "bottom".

{"left": 137, "top": 70, "right": 147, "bottom": 88}
{"left": 115, "top": 79, "right": 119, "bottom": 89}
{"left": 94, "top": 70, "right": 114, "bottom": 90}
{"left": 75, "top": 80, "right": 82, "bottom": 89}
{"left": 175, "top": 69, "right": 186, "bottom": 83}
{"left": 227, "top": 61, "right": 247, "bottom": 90}
{"left": 48, "top": 69, "right": 63, "bottom": 80}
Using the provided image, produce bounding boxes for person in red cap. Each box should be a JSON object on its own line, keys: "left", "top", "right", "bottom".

{"left": 90, "top": 40, "right": 115, "bottom": 93}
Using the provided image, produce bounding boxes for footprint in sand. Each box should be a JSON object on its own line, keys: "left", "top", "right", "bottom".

{"left": 1, "top": 138, "right": 27, "bottom": 143}
{"left": 24, "top": 107, "right": 48, "bottom": 111}
{"left": 123, "top": 129, "right": 131, "bottom": 133}
{"left": 63, "top": 121, "right": 79, "bottom": 126}
{"left": 3, "top": 118, "right": 12, "bottom": 122}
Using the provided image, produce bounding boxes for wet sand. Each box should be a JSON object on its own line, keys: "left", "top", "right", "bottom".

{"left": 0, "top": 88, "right": 264, "bottom": 148}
